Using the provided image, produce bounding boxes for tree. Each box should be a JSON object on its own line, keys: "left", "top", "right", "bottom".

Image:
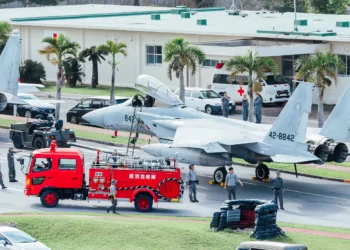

{"left": 306, "top": 0, "right": 348, "bottom": 14}
{"left": 63, "top": 56, "right": 85, "bottom": 88}
{"left": 20, "top": 59, "right": 46, "bottom": 84}
{"left": 38, "top": 34, "right": 80, "bottom": 119}
{"left": 226, "top": 50, "right": 278, "bottom": 122}
{"left": 164, "top": 37, "right": 206, "bottom": 104}
{"left": 0, "top": 21, "right": 11, "bottom": 55}
{"left": 79, "top": 46, "right": 107, "bottom": 88}
{"left": 99, "top": 40, "right": 127, "bottom": 106}
{"left": 195, "top": 0, "right": 216, "bottom": 7}
{"left": 295, "top": 51, "right": 345, "bottom": 128}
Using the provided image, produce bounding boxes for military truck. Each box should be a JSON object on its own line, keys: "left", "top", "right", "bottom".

{"left": 9, "top": 119, "right": 76, "bottom": 149}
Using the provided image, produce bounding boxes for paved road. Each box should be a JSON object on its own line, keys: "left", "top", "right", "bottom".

{"left": 1, "top": 129, "right": 349, "bottom": 228}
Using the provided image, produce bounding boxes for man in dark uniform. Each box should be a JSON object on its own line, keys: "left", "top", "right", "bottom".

{"left": 0, "top": 164, "right": 7, "bottom": 189}
{"left": 8, "top": 147, "right": 22, "bottom": 183}
{"left": 221, "top": 92, "right": 231, "bottom": 118}
{"left": 132, "top": 96, "right": 142, "bottom": 107}
{"left": 254, "top": 92, "right": 263, "bottom": 124}
{"left": 242, "top": 94, "right": 249, "bottom": 121}
{"left": 270, "top": 171, "right": 284, "bottom": 210}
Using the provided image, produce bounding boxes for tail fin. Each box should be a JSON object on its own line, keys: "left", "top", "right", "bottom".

{"left": 0, "top": 30, "right": 21, "bottom": 96}
{"left": 263, "top": 82, "right": 315, "bottom": 148}
{"left": 319, "top": 85, "right": 350, "bottom": 142}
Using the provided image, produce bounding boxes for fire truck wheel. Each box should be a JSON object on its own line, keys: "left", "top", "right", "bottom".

{"left": 134, "top": 194, "right": 153, "bottom": 212}
{"left": 40, "top": 190, "right": 59, "bottom": 208}
{"left": 33, "top": 137, "right": 45, "bottom": 149}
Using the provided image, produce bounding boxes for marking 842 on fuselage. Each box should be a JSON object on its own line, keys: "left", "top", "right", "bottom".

{"left": 269, "top": 132, "right": 294, "bottom": 142}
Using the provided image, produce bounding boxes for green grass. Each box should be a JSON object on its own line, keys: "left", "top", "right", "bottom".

{"left": 0, "top": 214, "right": 348, "bottom": 250}
{"left": 233, "top": 158, "right": 350, "bottom": 180}
{"left": 74, "top": 129, "right": 151, "bottom": 145}
{"left": 0, "top": 118, "right": 151, "bottom": 145}
{"left": 42, "top": 83, "right": 142, "bottom": 97}
{"left": 4, "top": 212, "right": 350, "bottom": 235}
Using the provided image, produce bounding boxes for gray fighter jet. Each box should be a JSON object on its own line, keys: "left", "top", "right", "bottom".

{"left": 83, "top": 75, "right": 349, "bottom": 182}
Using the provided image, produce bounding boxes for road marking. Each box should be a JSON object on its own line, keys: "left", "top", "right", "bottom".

{"left": 5, "top": 188, "right": 22, "bottom": 192}
{"left": 194, "top": 173, "right": 350, "bottom": 203}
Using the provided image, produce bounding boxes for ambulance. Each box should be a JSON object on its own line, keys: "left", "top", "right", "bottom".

{"left": 209, "top": 62, "right": 291, "bottom": 105}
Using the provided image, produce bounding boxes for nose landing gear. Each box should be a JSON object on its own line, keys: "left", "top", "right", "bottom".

{"left": 255, "top": 162, "right": 270, "bottom": 181}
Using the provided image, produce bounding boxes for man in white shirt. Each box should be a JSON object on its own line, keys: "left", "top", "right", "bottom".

{"left": 224, "top": 167, "right": 243, "bottom": 200}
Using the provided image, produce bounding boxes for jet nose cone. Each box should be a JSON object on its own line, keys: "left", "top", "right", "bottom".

{"left": 83, "top": 110, "right": 105, "bottom": 127}
{"left": 141, "top": 144, "right": 163, "bottom": 157}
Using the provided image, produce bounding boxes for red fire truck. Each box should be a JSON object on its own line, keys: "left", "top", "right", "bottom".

{"left": 22, "top": 141, "right": 184, "bottom": 212}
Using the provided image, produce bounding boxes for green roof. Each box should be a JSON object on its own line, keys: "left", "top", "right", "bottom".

{"left": 11, "top": 7, "right": 226, "bottom": 22}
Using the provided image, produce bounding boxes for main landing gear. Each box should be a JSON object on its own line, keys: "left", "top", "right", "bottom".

{"left": 255, "top": 162, "right": 270, "bottom": 180}
{"left": 213, "top": 167, "right": 227, "bottom": 184}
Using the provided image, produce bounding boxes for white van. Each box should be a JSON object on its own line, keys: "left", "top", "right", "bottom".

{"left": 209, "top": 62, "right": 291, "bottom": 105}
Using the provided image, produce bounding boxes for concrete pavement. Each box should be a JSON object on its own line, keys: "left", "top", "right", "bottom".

{"left": 0, "top": 129, "right": 349, "bottom": 229}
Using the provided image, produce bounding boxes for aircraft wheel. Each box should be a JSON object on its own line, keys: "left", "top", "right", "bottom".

{"left": 214, "top": 167, "right": 227, "bottom": 184}
{"left": 255, "top": 163, "right": 270, "bottom": 181}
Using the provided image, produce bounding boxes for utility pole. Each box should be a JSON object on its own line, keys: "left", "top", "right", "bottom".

{"left": 294, "top": 0, "right": 298, "bottom": 31}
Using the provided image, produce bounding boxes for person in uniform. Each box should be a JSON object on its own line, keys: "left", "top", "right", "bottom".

{"left": 110, "top": 150, "right": 118, "bottom": 168}
{"left": 132, "top": 96, "right": 142, "bottom": 107}
{"left": 242, "top": 94, "right": 249, "bottom": 121}
{"left": 7, "top": 147, "right": 22, "bottom": 183}
{"left": 0, "top": 164, "right": 7, "bottom": 189}
{"left": 224, "top": 167, "right": 243, "bottom": 200}
{"left": 221, "top": 92, "right": 231, "bottom": 118}
{"left": 107, "top": 179, "right": 118, "bottom": 214}
{"left": 185, "top": 164, "right": 199, "bottom": 203}
{"left": 270, "top": 171, "right": 284, "bottom": 210}
{"left": 254, "top": 92, "right": 263, "bottom": 124}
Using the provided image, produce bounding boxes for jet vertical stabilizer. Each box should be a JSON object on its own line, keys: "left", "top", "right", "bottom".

{"left": 0, "top": 30, "right": 27, "bottom": 111}
{"left": 263, "top": 82, "right": 315, "bottom": 150}
{"left": 0, "top": 30, "right": 21, "bottom": 96}
{"left": 319, "top": 85, "right": 350, "bottom": 142}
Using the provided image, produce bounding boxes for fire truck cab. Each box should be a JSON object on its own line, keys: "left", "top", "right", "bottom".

{"left": 23, "top": 141, "right": 183, "bottom": 212}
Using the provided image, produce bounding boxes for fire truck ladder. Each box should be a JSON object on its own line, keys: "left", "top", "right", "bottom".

{"left": 126, "top": 106, "right": 143, "bottom": 157}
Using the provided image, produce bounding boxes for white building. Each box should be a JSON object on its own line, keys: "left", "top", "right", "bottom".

{"left": 1, "top": 4, "right": 350, "bottom": 104}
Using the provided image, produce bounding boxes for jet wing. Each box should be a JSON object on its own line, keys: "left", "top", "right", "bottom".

{"left": 171, "top": 119, "right": 256, "bottom": 152}
{"left": 18, "top": 83, "right": 45, "bottom": 93}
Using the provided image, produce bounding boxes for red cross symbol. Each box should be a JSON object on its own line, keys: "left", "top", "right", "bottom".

{"left": 238, "top": 86, "right": 245, "bottom": 96}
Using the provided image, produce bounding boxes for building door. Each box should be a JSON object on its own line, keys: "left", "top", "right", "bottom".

{"left": 282, "top": 54, "right": 303, "bottom": 92}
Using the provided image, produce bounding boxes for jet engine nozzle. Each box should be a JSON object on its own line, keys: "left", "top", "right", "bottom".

{"left": 307, "top": 134, "right": 348, "bottom": 163}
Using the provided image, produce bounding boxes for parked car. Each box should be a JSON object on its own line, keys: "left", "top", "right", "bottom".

{"left": 236, "top": 241, "right": 307, "bottom": 250}
{"left": 67, "top": 96, "right": 129, "bottom": 125}
{"left": 174, "top": 87, "right": 235, "bottom": 115}
{"left": 0, "top": 226, "right": 51, "bottom": 250}
{"left": 18, "top": 93, "right": 56, "bottom": 117}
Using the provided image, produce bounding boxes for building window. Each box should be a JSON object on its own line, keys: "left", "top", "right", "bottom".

{"left": 146, "top": 45, "right": 162, "bottom": 65}
{"left": 336, "top": 55, "right": 350, "bottom": 76}
{"left": 203, "top": 59, "right": 219, "bottom": 67}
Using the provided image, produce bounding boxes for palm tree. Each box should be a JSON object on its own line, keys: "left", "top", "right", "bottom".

{"left": 38, "top": 34, "right": 80, "bottom": 119}
{"left": 295, "top": 51, "right": 345, "bottom": 128}
{"left": 226, "top": 50, "right": 278, "bottom": 122}
{"left": 79, "top": 46, "right": 107, "bottom": 88}
{"left": 0, "top": 21, "right": 11, "bottom": 55}
{"left": 164, "top": 37, "right": 206, "bottom": 104}
{"left": 20, "top": 59, "right": 46, "bottom": 84}
{"left": 63, "top": 56, "right": 85, "bottom": 88}
{"left": 99, "top": 40, "right": 127, "bottom": 105}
